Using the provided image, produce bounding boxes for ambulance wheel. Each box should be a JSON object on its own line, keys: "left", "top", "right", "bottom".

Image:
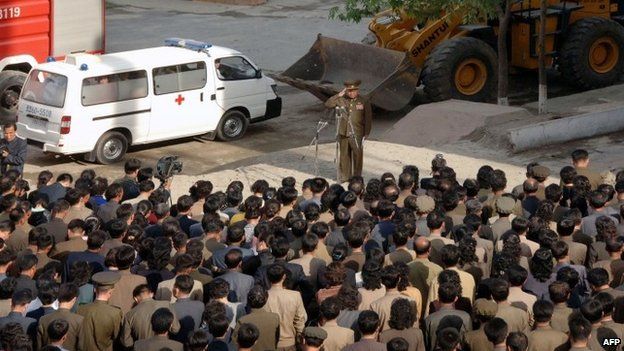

{"left": 94, "top": 131, "right": 128, "bottom": 164}
{"left": 217, "top": 110, "right": 248, "bottom": 141}
{"left": 0, "top": 70, "right": 27, "bottom": 124}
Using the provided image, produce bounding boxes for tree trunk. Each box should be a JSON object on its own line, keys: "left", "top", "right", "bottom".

{"left": 538, "top": 0, "right": 548, "bottom": 114}
{"left": 497, "top": 0, "right": 512, "bottom": 106}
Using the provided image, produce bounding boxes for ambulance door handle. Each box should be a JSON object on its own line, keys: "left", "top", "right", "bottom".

{"left": 210, "top": 94, "right": 216, "bottom": 101}
{"left": 217, "top": 87, "right": 225, "bottom": 90}
{"left": 200, "top": 93, "right": 204, "bottom": 102}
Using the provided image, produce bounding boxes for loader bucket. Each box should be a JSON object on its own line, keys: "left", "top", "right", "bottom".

{"left": 274, "top": 35, "right": 420, "bottom": 111}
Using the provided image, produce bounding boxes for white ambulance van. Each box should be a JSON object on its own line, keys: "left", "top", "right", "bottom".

{"left": 16, "top": 38, "right": 282, "bottom": 164}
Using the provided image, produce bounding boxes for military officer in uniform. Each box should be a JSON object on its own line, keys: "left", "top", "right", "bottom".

{"left": 77, "top": 271, "right": 124, "bottom": 351}
{"left": 325, "top": 80, "right": 372, "bottom": 182}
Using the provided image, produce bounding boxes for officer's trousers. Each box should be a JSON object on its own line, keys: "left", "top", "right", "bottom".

{"left": 338, "top": 135, "right": 363, "bottom": 182}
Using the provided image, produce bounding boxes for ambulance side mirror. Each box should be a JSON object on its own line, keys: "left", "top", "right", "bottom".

{"left": 255, "top": 70, "right": 262, "bottom": 79}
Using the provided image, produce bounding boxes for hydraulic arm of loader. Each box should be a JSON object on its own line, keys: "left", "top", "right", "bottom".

{"left": 275, "top": 10, "right": 465, "bottom": 111}
{"left": 370, "top": 10, "right": 465, "bottom": 68}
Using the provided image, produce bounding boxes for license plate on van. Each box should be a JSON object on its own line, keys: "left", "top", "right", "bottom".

{"left": 29, "top": 117, "right": 47, "bottom": 129}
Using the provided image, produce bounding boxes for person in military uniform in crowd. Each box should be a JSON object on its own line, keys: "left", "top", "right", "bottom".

{"left": 325, "top": 80, "right": 372, "bottom": 182}
{"left": 77, "top": 271, "right": 124, "bottom": 351}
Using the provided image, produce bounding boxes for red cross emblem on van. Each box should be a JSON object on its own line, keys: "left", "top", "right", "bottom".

{"left": 175, "top": 94, "right": 185, "bottom": 105}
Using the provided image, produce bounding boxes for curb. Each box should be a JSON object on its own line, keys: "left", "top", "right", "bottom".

{"left": 508, "top": 104, "right": 624, "bottom": 152}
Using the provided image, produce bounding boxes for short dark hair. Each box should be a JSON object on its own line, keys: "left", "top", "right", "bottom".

{"left": 301, "top": 234, "right": 319, "bottom": 253}
{"left": 208, "top": 313, "right": 230, "bottom": 338}
{"left": 426, "top": 211, "right": 445, "bottom": 230}
{"left": 506, "top": 332, "right": 529, "bottom": 351}
{"left": 237, "top": 323, "right": 259, "bottom": 348}
{"left": 0, "top": 250, "right": 14, "bottom": 266}
{"left": 571, "top": 149, "right": 589, "bottom": 162}
{"left": 87, "top": 230, "right": 106, "bottom": 249}
{"left": 557, "top": 266, "right": 581, "bottom": 290}
{"left": 151, "top": 307, "right": 174, "bottom": 334}
{"left": 57, "top": 283, "right": 79, "bottom": 303}
{"left": 380, "top": 265, "right": 400, "bottom": 289}
{"left": 56, "top": 173, "right": 73, "bottom": 184}
{"left": 551, "top": 240, "right": 569, "bottom": 260}
{"left": 388, "top": 298, "right": 415, "bottom": 330}
{"left": 357, "top": 310, "right": 380, "bottom": 335}
{"left": 589, "top": 190, "right": 607, "bottom": 208}
{"left": 569, "top": 315, "right": 592, "bottom": 342}
{"left": 438, "top": 282, "right": 458, "bottom": 303}
{"left": 47, "top": 318, "right": 69, "bottom": 341}
{"left": 587, "top": 268, "right": 610, "bottom": 287}
{"left": 484, "top": 318, "right": 508, "bottom": 344}
{"left": 266, "top": 263, "right": 286, "bottom": 284}
{"left": 138, "top": 180, "right": 155, "bottom": 193}
{"left": 595, "top": 292, "right": 615, "bottom": 316}
{"left": 16, "top": 254, "right": 37, "bottom": 272}
{"left": 208, "top": 279, "right": 230, "bottom": 299}
{"left": 320, "top": 296, "right": 342, "bottom": 321}
{"left": 490, "top": 278, "right": 510, "bottom": 302}
{"left": 436, "top": 327, "right": 460, "bottom": 351}
{"left": 37, "top": 280, "right": 59, "bottom": 305}
{"left": 174, "top": 253, "right": 195, "bottom": 272}
{"left": 224, "top": 249, "right": 243, "bottom": 269}
{"left": 557, "top": 218, "right": 575, "bottom": 237}
{"left": 11, "top": 289, "right": 32, "bottom": 305}
{"left": 387, "top": 337, "right": 410, "bottom": 351}
{"left": 124, "top": 158, "right": 141, "bottom": 174}
{"left": 440, "top": 245, "right": 459, "bottom": 267}
{"left": 580, "top": 299, "right": 603, "bottom": 323}
{"left": 344, "top": 222, "right": 367, "bottom": 249}
{"left": 36, "top": 233, "right": 54, "bottom": 250}
{"left": 174, "top": 274, "right": 194, "bottom": 294}
{"left": 507, "top": 264, "right": 528, "bottom": 287}
{"left": 512, "top": 216, "right": 529, "bottom": 233}
{"left": 114, "top": 245, "right": 135, "bottom": 270}
{"left": 340, "top": 191, "right": 358, "bottom": 208}
{"left": 188, "top": 329, "right": 210, "bottom": 351}
{"left": 247, "top": 285, "right": 268, "bottom": 309}
{"left": 226, "top": 222, "right": 246, "bottom": 244}
{"left": 202, "top": 217, "right": 224, "bottom": 233}
{"left": 132, "top": 284, "right": 151, "bottom": 298}
{"left": 533, "top": 299, "right": 554, "bottom": 323}
{"left": 560, "top": 166, "right": 577, "bottom": 184}
{"left": 104, "top": 183, "right": 123, "bottom": 200}
{"left": 549, "top": 281, "right": 570, "bottom": 303}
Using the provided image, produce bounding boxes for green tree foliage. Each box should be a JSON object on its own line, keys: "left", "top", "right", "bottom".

{"left": 329, "top": 0, "right": 502, "bottom": 24}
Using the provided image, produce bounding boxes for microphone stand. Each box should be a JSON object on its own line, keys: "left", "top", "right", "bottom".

{"left": 301, "top": 119, "right": 329, "bottom": 176}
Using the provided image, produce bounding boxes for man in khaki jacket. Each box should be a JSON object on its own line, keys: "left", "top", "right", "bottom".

{"left": 319, "top": 297, "right": 354, "bottom": 351}
{"left": 109, "top": 246, "right": 148, "bottom": 314}
{"left": 428, "top": 245, "right": 476, "bottom": 304}
{"left": 38, "top": 283, "right": 83, "bottom": 351}
{"left": 324, "top": 80, "right": 372, "bottom": 182}
{"left": 370, "top": 265, "right": 421, "bottom": 331}
{"left": 121, "top": 284, "right": 180, "bottom": 347}
{"left": 408, "top": 237, "right": 443, "bottom": 319}
{"left": 527, "top": 300, "right": 568, "bottom": 351}
{"left": 491, "top": 278, "right": 530, "bottom": 334}
{"left": 264, "top": 263, "right": 307, "bottom": 351}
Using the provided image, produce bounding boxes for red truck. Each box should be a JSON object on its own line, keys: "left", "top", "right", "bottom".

{"left": 0, "top": 0, "right": 105, "bottom": 122}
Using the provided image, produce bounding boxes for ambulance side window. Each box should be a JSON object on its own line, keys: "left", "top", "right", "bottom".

{"left": 215, "top": 57, "right": 257, "bottom": 80}
{"left": 153, "top": 62, "right": 206, "bottom": 95}
{"left": 81, "top": 70, "right": 148, "bottom": 106}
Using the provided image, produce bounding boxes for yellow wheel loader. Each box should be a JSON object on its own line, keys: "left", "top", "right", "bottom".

{"left": 275, "top": 0, "right": 624, "bottom": 111}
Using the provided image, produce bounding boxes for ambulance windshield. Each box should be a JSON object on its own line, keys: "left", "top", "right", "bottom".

{"left": 22, "top": 70, "right": 68, "bottom": 108}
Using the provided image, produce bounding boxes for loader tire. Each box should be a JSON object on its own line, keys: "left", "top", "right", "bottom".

{"left": 421, "top": 37, "right": 497, "bottom": 103}
{"left": 559, "top": 17, "right": 624, "bottom": 89}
